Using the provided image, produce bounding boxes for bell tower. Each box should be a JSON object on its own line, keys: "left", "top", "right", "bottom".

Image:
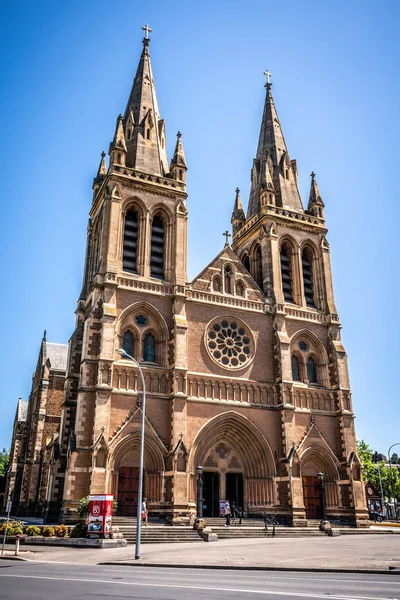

{"left": 231, "top": 73, "right": 367, "bottom": 526}
{"left": 56, "top": 29, "right": 189, "bottom": 521}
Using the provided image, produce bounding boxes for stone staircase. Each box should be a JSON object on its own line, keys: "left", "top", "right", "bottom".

{"left": 112, "top": 517, "right": 203, "bottom": 544}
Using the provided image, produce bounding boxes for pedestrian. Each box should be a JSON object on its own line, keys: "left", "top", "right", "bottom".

{"left": 141, "top": 498, "right": 148, "bottom": 526}
{"left": 224, "top": 500, "right": 231, "bottom": 527}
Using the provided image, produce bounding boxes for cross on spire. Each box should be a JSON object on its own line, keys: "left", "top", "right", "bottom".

{"left": 263, "top": 69, "right": 272, "bottom": 85}
{"left": 223, "top": 230, "right": 231, "bottom": 246}
{"left": 311, "top": 171, "right": 316, "bottom": 180}
{"left": 142, "top": 24, "right": 152, "bottom": 39}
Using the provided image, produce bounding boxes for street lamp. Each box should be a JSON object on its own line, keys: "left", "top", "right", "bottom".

{"left": 373, "top": 464, "right": 385, "bottom": 517}
{"left": 196, "top": 465, "right": 204, "bottom": 518}
{"left": 116, "top": 348, "right": 146, "bottom": 560}
{"left": 317, "top": 472, "right": 328, "bottom": 522}
{"left": 388, "top": 443, "right": 400, "bottom": 519}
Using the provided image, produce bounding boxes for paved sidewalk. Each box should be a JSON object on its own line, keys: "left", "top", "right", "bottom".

{"left": 1, "top": 534, "right": 400, "bottom": 573}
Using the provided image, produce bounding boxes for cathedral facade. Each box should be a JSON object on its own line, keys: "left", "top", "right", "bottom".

{"left": 6, "top": 33, "right": 368, "bottom": 526}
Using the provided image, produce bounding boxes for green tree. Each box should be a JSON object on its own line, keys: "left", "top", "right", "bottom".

{"left": 390, "top": 453, "right": 400, "bottom": 465}
{"left": 357, "top": 440, "right": 400, "bottom": 501}
{"left": 0, "top": 448, "right": 9, "bottom": 477}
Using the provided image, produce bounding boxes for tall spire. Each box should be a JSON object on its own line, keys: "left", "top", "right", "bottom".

{"left": 123, "top": 28, "right": 169, "bottom": 176}
{"left": 247, "top": 76, "right": 303, "bottom": 217}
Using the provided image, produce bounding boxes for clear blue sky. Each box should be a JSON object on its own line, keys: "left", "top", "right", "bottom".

{"left": 0, "top": 0, "right": 398, "bottom": 455}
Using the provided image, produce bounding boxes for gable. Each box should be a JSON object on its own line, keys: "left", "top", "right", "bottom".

{"left": 190, "top": 244, "right": 264, "bottom": 302}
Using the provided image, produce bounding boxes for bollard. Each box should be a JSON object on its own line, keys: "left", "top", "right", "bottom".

{"left": 15, "top": 535, "right": 20, "bottom": 556}
{"left": 272, "top": 523, "right": 276, "bottom": 537}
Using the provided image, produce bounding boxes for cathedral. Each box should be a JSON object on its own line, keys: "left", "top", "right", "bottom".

{"left": 5, "top": 30, "right": 368, "bottom": 526}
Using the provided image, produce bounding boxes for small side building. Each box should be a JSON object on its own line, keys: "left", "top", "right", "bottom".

{"left": 5, "top": 332, "right": 68, "bottom": 517}
{"left": 3, "top": 398, "right": 28, "bottom": 512}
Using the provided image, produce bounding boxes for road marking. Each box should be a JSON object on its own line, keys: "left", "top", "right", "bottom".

{"left": 0, "top": 573, "right": 397, "bottom": 599}
{"left": 100, "top": 567, "right": 400, "bottom": 585}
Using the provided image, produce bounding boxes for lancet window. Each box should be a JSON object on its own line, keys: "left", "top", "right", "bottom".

{"left": 122, "top": 330, "right": 134, "bottom": 358}
{"left": 241, "top": 253, "right": 250, "bottom": 273}
{"left": 224, "top": 265, "right": 233, "bottom": 294}
{"left": 302, "top": 248, "right": 315, "bottom": 307}
{"left": 253, "top": 245, "right": 263, "bottom": 290}
{"left": 150, "top": 215, "right": 165, "bottom": 279}
{"left": 143, "top": 333, "right": 156, "bottom": 362}
{"left": 123, "top": 209, "right": 138, "bottom": 273}
{"left": 291, "top": 355, "right": 300, "bottom": 381}
{"left": 307, "top": 356, "right": 318, "bottom": 384}
{"left": 280, "top": 244, "right": 293, "bottom": 302}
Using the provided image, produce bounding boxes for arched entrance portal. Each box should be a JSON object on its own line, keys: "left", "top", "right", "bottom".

{"left": 190, "top": 412, "right": 276, "bottom": 517}
{"left": 111, "top": 433, "right": 165, "bottom": 516}
{"left": 300, "top": 446, "right": 340, "bottom": 519}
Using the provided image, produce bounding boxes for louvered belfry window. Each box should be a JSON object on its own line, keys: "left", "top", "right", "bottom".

{"left": 150, "top": 215, "right": 165, "bottom": 279}
{"left": 302, "top": 249, "right": 315, "bottom": 307}
{"left": 254, "top": 245, "right": 263, "bottom": 290}
{"left": 123, "top": 209, "right": 138, "bottom": 273}
{"left": 280, "top": 244, "right": 293, "bottom": 302}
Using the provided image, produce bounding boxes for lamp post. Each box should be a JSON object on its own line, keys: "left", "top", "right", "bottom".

{"left": 388, "top": 443, "right": 400, "bottom": 520}
{"left": 317, "top": 472, "right": 328, "bottom": 522}
{"left": 374, "top": 464, "right": 385, "bottom": 516}
{"left": 196, "top": 465, "right": 204, "bottom": 518}
{"left": 116, "top": 348, "right": 146, "bottom": 560}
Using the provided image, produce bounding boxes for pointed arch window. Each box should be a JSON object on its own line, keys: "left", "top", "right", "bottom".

{"left": 241, "top": 253, "right": 250, "bottom": 273}
{"left": 224, "top": 265, "right": 233, "bottom": 294}
{"left": 143, "top": 333, "right": 155, "bottom": 362}
{"left": 307, "top": 356, "right": 318, "bottom": 384}
{"left": 302, "top": 248, "right": 315, "bottom": 307}
{"left": 291, "top": 355, "right": 300, "bottom": 381}
{"left": 236, "top": 280, "right": 245, "bottom": 297}
{"left": 123, "top": 209, "right": 138, "bottom": 273}
{"left": 253, "top": 245, "right": 263, "bottom": 290}
{"left": 122, "top": 330, "right": 134, "bottom": 358}
{"left": 150, "top": 215, "right": 165, "bottom": 279}
{"left": 280, "top": 244, "right": 293, "bottom": 302}
{"left": 213, "top": 275, "right": 222, "bottom": 292}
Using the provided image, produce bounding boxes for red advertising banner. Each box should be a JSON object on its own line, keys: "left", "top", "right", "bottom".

{"left": 87, "top": 494, "right": 113, "bottom": 538}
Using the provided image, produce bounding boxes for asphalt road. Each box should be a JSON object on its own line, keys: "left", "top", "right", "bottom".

{"left": 0, "top": 562, "right": 399, "bottom": 600}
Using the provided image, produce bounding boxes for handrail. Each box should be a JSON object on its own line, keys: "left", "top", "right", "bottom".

{"left": 231, "top": 503, "right": 245, "bottom": 524}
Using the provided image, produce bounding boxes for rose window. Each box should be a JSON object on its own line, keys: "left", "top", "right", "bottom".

{"left": 205, "top": 317, "right": 254, "bottom": 369}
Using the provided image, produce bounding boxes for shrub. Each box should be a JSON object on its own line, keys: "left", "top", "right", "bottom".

{"left": 25, "top": 525, "right": 41, "bottom": 537}
{"left": 76, "top": 496, "right": 118, "bottom": 518}
{"left": 0, "top": 520, "right": 24, "bottom": 535}
{"left": 70, "top": 522, "right": 87, "bottom": 538}
{"left": 76, "top": 496, "right": 89, "bottom": 519}
{"left": 54, "top": 524, "right": 68, "bottom": 538}
{"left": 42, "top": 526, "right": 55, "bottom": 537}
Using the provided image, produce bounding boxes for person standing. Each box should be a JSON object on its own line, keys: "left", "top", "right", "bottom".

{"left": 141, "top": 498, "right": 148, "bottom": 526}
{"left": 224, "top": 500, "right": 231, "bottom": 527}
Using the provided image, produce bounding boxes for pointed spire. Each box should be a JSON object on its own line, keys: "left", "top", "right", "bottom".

{"left": 92, "top": 151, "right": 107, "bottom": 193}
{"left": 247, "top": 76, "right": 303, "bottom": 217}
{"left": 231, "top": 188, "right": 245, "bottom": 235}
{"left": 123, "top": 30, "right": 169, "bottom": 176}
{"left": 307, "top": 172, "right": 325, "bottom": 219}
{"left": 170, "top": 132, "right": 187, "bottom": 182}
{"left": 111, "top": 114, "right": 127, "bottom": 152}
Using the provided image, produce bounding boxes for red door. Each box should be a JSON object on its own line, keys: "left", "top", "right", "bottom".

{"left": 302, "top": 476, "right": 323, "bottom": 519}
{"left": 118, "top": 467, "right": 139, "bottom": 516}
